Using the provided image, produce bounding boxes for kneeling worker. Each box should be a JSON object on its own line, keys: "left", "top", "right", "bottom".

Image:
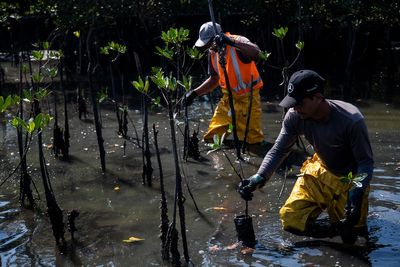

{"left": 238, "top": 69, "right": 374, "bottom": 244}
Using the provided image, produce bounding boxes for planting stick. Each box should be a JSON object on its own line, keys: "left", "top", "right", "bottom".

{"left": 242, "top": 76, "right": 254, "bottom": 154}
{"left": 208, "top": 0, "right": 242, "bottom": 160}
{"left": 222, "top": 150, "right": 250, "bottom": 216}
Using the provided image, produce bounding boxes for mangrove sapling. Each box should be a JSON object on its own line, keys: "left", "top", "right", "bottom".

{"left": 35, "top": 102, "right": 66, "bottom": 246}
{"left": 100, "top": 41, "right": 128, "bottom": 138}
{"left": 29, "top": 44, "right": 66, "bottom": 245}
{"left": 67, "top": 209, "right": 80, "bottom": 240}
{"left": 59, "top": 55, "right": 70, "bottom": 159}
{"left": 52, "top": 94, "right": 66, "bottom": 159}
{"left": 133, "top": 52, "right": 153, "bottom": 186}
{"left": 0, "top": 94, "right": 36, "bottom": 208}
{"left": 87, "top": 28, "right": 106, "bottom": 172}
{"left": 149, "top": 69, "right": 190, "bottom": 264}
{"left": 155, "top": 28, "right": 203, "bottom": 162}
{"left": 153, "top": 124, "right": 170, "bottom": 260}
{"left": 17, "top": 61, "right": 35, "bottom": 208}
{"left": 47, "top": 62, "right": 67, "bottom": 160}
{"left": 77, "top": 87, "right": 88, "bottom": 120}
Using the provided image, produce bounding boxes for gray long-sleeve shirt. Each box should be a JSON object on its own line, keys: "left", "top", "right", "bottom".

{"left": 257, "top": 99, "right": 374, "bottom": 186}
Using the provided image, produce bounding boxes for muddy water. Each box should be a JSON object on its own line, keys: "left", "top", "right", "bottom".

{"left": 0, "top": 100, "right": 399, "bottom": 266}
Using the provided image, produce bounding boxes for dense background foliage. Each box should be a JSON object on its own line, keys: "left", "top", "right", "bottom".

{"left": 0, "top": 0, "right": 399, "bottom": 103}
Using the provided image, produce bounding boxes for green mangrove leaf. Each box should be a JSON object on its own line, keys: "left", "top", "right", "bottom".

{"left": 259, "top": 51, "right": 271, "bottom": 62}
{"left": 144, "top": 77, "right": 149, "bottom": 93}
{"left": 34, "top": 113, "right": 43, "bottom": 131}
{"left": 100, "top": 46, "right": 109, "bottom": 55}
{"left": 32, "top": 50, "right": 44, "bottom": 61}
{"left": 187, "top": 47, "right": 204, "bottom": 60}
{"left": 348, "top": 172, "right": 353, "bottom": 180}
{"left": 353, "top": 173, "right": 368, "bottom": 182}
{"left": 272, "top": 27, "right": 288, "bottom": 39}
{"left": 155, "top": 46, "right": 174, "bottom": 60}
{"left": 213, "top": 134, "right": 220, "bottom": 146}
{"left": 227, "top": 124, "right": 233, "bottom": 134}
{"left": 11, "top": 117, "right": 28, "bottom": 131}
{"left": 32, "top": 73, "right": 43, "bottom": 83}
{"left": 43, "top": 114, "right": 53, "bottom": 127}
{"left": 42, "top": 41, "right": 49, "bottom": 50}
{"left": 28, "top": 120, "right": 35, "bottom": 133}
{"left": 340, "top": 177, "right": 351, "bottom": 184}
{"left": 296, "top": 41, "right": 304, "bottom": 50}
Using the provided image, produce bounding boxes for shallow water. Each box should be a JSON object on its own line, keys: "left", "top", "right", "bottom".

{"left": 0, "top": 100, "right": 399, "bottom": 266}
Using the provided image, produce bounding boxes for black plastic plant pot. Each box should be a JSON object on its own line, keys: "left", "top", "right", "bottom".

{"left": 234, "top": 214, "right": 256, "bottom": 248}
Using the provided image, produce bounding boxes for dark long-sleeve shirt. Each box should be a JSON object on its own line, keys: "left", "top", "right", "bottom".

{"left": 257, "top": 99, "right": 374, "bottom": 186}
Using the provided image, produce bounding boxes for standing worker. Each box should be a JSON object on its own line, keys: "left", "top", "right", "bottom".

{"left": 185, "top": 22, "right": 265, "bottom": 145}
{"left": 238, "top": 69, "right": 374, "bottom": 244}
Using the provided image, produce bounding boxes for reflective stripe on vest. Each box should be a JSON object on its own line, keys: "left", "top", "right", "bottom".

{"left": 211, "top": 36, "right": 262, "bottom": 96}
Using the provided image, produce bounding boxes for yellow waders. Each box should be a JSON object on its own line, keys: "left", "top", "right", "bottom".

{"left": 279, "top": 154, "right": 369, "bottom": 232}
{"left": 203, "top": 91, "right": 264, "bottom": 144}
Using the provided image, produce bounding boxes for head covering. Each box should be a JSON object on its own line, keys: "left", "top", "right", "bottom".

{"left": 194, "top": 22, "right": 222, "bottom": 47}
{"left": 279, "top": 70, "right": 326, "bottom": 108}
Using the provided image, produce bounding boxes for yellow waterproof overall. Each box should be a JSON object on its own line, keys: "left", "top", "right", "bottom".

{"left": 279, "top": 154, "right": 369, "bottom": 232}
{"left": 203, "top": 91, "right": 264, "bottom": 144}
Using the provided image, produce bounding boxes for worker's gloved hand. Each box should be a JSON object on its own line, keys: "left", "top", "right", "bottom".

{"left": 183, "top": 90, "right": 198, "bottom": 107}
{"left": 339, "top": 187, "right": 364, "bottom": 244}
{"left": 238, "top": 174, "right": 266, "bottom": 201}
{"left": 215, "top": 33, "right": 236, "bottom": 47}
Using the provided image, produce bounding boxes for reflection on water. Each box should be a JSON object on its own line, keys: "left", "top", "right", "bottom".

{"left": 0, "top": 101, "right": 399, "bottom": 266}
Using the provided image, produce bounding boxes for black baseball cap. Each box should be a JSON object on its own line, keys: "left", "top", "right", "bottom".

{"left": 279, "top": 70, "right": 326, "bottom": 108}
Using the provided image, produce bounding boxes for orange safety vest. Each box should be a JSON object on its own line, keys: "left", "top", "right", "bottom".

{"left": 210, "top": 33, "right": 263, "bottom": 96}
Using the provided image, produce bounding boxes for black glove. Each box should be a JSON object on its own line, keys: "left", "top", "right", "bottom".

{"left": 339, "top": 187, "right": 364, "bottom": 244}
{"left": 183, "top": 90, "right": 198, "bottom": 107}
{"left": 215, "top": 33, "right": 236, "bottom": 47}
{"left": 238, "top": 174, "right": 266, "bottom": 201}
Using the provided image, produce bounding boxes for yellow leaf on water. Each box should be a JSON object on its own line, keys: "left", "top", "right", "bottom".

{"left": 240, "top": 246, "right": 255, "bottom": 254}
{"left": 122, "top": 236, "right": 145, "bottom": 243}
{"left": 208, "top": 245, "right": 221, "bottom": 252}
{"left": 225, "top": 243, "right": 239, "bottom": 250}
{"left": 205, "top": 207, "right": 226, "bottom": 212}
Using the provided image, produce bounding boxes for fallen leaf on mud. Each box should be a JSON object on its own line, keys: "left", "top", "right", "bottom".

{"left": 122, "top": 236, "right": 145, "bottom": 243}
{"left": 205, "top": 207, "right": 226, "bottom": 211}
{"left": 114, "top": 186, "right": 120, "bottom": 191}
{"left": 240, "top": 247, "right": 255, "bottom": 255}
{"left": 225, "top": 243, "right": 239, "bottom": 250}
{"left": 44, "top": 144, "right": 53, "bottom": 149}
{"left": 208, "top": 245, "right": 221, "bottom": 252}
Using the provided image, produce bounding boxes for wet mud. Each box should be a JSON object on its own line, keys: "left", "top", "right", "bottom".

{"left": 0, "top": 100, "right": 400, "bottom": 266}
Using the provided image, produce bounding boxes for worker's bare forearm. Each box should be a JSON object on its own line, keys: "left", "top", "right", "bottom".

{"left": 193, "top": 75, "right": 219, "bottom": 96}
{"left": 231, "top": 36, "right": 261, "bottom": 61}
